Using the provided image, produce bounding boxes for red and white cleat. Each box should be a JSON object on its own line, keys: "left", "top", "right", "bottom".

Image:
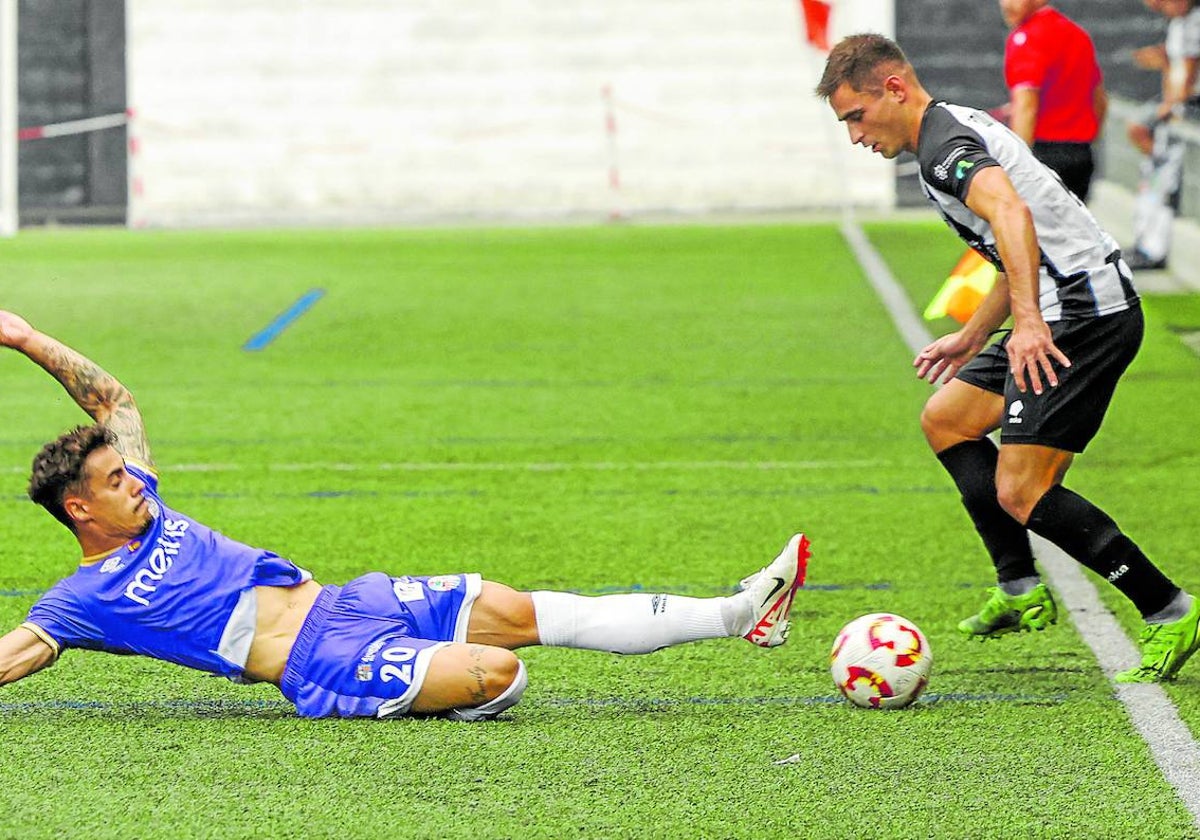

{"left": 740, "top": 533, "right": 810, "bottom": 648}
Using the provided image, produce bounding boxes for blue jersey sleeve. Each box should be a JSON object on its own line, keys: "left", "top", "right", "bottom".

{"left": 25, "top": 581, "right": 104, "bottom": 653}
{"left": 125, "top": 460, "right": 159, "bottom": 495}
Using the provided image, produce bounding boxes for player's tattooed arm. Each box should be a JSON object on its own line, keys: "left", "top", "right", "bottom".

{"left": 0, "top": 310, "right": 154, "bottom": 467}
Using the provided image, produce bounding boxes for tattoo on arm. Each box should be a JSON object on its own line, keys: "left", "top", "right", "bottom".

{"left": 36, "top": 340, "right": 154, "bottom": 466}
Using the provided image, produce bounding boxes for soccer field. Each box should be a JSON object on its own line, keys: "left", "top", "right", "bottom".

{"left": 0, "top": 222, "right": 1197, "bottom": 838}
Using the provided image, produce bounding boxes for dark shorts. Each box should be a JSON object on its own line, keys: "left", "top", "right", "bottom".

{"left": 280, "top": 571, "right": 482, "bottom": 719}
{"left": 1031, "top": 141, "right": 1094, "bottom": 204}
{"left": 955, "top": 306, "right": 1143, "bottom": 453}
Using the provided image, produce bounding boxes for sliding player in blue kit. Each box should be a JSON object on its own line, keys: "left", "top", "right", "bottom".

{"left": 0, "top": 310, "right": 808, "bottom": 720}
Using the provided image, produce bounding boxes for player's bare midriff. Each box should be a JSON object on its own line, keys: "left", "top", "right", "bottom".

{"left": 243, "top": 579, "right": 324, "bottom": 684}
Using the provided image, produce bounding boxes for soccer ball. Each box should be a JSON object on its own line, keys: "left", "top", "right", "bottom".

{"left": 830, "top": 613, "right": 932, "bottom": 710}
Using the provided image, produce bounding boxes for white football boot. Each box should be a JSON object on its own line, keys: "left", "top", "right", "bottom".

{"left": 739, "top": 533, "right": 810, "bottom": 648}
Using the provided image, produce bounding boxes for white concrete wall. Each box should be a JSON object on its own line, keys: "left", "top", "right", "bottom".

{"left": 126, "top": 0, "right": 893, "bottom": 227}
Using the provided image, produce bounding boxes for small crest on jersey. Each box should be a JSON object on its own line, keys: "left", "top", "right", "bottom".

{"left": 392, "top": 579, "right": 426, "bottom": 603}
{"left": 99, "top": 555, "right": 125, "bottom": 574}
{"left": 146, "top": 499, "right": 161, "bottom": 519}
{"left": 933, "top": 145, "right": 970, "bottom": 182}
{"left": 426, "top": 575, "right": 461, "bottom": 592}
{"left": 356, "top": 664, "right": 373, "bottom": 682}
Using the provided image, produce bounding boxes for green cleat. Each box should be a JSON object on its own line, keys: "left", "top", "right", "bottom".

{"left": 1115, "top": 597, "right": 1200, "bottom": 683}
{"left": 958, "top": 584, "right": 1058, "bottom": 639}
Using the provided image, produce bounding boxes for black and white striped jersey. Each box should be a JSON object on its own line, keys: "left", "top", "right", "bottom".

{"left": 917, "top": 101, "right": 1138, "bottom": 321}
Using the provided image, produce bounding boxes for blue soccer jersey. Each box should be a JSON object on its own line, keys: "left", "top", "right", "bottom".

{"left": 22, "top": 462, "right": 311, "bottom": 680}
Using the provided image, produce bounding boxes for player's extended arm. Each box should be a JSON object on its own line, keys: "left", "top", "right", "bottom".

{"left": 0, "top": 311, "right": 154, "bottom": 466}
{"left": 962, "top": 167, "right": 1070, "bottom": 394}
{"left": 0, "top": 626, "right": 56, "bottom": 687}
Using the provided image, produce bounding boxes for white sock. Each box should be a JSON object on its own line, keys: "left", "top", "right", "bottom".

{"left": 1145, "top": 591, "right": 1192, "bottom": 625}
{"left": 531, "top": 590, "right": 735, "bottom": 654}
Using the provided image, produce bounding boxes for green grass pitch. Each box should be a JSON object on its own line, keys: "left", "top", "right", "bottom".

{"left": 0, "top": 222, "right": 1197, "bottom": 838}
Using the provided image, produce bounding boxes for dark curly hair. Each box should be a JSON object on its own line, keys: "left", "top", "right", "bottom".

{"left": 28, "top": 425, "right": 117, "bottom": 531}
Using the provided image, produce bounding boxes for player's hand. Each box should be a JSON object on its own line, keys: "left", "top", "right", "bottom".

{"left": 913, "top": 330, "right": 984, "bottom": 385}
{"left": 1005, "top": 321, "right": 1070, "bottom": 395}
{"left": 0, "top": 311, "right": 34, "bottom": 350}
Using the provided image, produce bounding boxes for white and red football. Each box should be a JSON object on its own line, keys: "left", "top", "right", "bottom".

{"left": 830, "top": 613, "right": 932, "bottom": 710}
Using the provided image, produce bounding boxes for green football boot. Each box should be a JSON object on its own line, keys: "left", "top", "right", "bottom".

{"left": 1115, "top": 597, "right": 1200, "bottom": 683}
{"left": 958, "top": 583, "right": 1058, "bottom": 639}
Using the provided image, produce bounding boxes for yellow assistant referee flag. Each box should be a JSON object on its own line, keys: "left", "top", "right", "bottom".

{"left": 923, "top": 249, "right": 997, "bottom": 324}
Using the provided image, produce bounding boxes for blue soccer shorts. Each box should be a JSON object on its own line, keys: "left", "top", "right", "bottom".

{"left": 280, "top": 571, "right": 482, "bottom": 719}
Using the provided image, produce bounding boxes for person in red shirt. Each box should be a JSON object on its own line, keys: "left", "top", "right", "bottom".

{"left": 999, "top": 0, "right": 1108, "bottom": 202}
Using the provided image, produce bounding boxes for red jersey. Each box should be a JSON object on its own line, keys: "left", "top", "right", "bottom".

{"left": 1005, "top": 6, "right": 1103, "bottom": 142}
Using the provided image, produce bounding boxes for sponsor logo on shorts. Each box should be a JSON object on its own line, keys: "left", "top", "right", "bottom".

{"left": 361, "top": 639, "right": 386, "bottom": 664}
{"left": 393, "top": 579, "right": 426, "bottom": 602}
{"left": 426, "top": 575, "right": 461, "bottom": 592}
{"left": 356, "top": 664, "right": 373, "bottom": 682}
{"left": 1007, "top": 400, "right": 1024, "bottom": 425}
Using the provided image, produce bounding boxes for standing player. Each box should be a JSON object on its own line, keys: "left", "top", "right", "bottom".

{"left": 1125, "top": 0, "right": 1200, "bottom": 270}
{"left": 815, "top": 34, "right": 1199, "bottom": 682}
{"left": 0, "top": 309, "right": 808, "bottom": 719}
{"left": 998, "top": 0, "right": 1107, "bottom": 202}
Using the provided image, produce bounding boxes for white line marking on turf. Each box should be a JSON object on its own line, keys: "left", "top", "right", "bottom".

{"left": 0, "top": 459, "right": 885, "bottom": 475}
{"left": 842, "top": 216, "right": 1200, "bottom": 828}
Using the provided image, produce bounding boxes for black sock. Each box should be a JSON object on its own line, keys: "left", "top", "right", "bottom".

{"left": 1026, "top": 485, "right": 1178, "bottom": 617}
{"left": 936, "top": 439, "right": 1036, "bottom": 583}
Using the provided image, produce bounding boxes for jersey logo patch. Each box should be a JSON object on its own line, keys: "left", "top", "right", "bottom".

{"left": 392, "top": 580, "right": 426, "bottom": 603}
{"left": 933, "top": 146, "right": 970, "bottom": 181}
{"left": 99, "top": 555, "right": 125, "bottom": 574}
{"left": 426, "top": 575, "right": 461, "bottom": 592}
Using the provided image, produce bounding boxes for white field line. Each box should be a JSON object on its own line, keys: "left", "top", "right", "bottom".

{"left": 842, "top": 216, "right": 1200, "bottom": 828}
{"left": 6, "top": 459, "right": 888, "bottom": 475}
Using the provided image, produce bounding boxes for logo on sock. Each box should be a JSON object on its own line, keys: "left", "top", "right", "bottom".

{"left": 651, "top": 594, "right": 666, "bottom": 615}
{"left": 1107, "top": 564, "right": 1129, "bottom": 582}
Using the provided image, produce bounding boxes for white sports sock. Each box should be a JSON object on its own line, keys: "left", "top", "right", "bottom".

{"left": 531, "top": 590, "right": 734, "bottom": 654}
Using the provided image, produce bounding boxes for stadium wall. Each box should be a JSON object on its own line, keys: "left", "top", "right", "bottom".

{"left": 125, "top": 0, "right": 891, "bottom": 227}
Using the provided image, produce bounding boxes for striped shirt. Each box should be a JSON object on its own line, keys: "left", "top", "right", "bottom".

{"left": 916, "top": 101, "right": 1137, "bottom": 321}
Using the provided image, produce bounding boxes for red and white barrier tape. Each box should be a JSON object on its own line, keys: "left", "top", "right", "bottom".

{"left": 17, "top": 109, "right": 129, "bottom": 141}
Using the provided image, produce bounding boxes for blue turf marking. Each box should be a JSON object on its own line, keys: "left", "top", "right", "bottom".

{"left": 243, "top": 288, "right": 325, "bottom": 352}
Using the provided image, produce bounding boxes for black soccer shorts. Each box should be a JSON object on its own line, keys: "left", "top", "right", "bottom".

{"left": 955, "top": 305, "right": 1144, "bottom": 453}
